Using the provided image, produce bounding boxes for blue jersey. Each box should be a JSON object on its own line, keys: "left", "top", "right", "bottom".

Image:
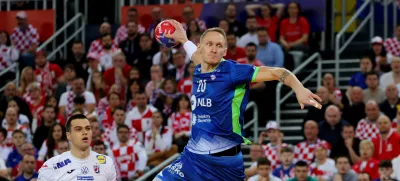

{"left": 186, "top": 59, "right": 259, "bottom": 154}
{"left": 272, "top": 164, "right": 295, "bottom": 181}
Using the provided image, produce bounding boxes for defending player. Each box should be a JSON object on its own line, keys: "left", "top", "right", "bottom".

{"left": 37, "top": 114, "right": 117, "bottom": 181}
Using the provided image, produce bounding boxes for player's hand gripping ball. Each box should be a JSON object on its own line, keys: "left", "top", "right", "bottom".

{"left": 155, "top": 20, "right": 179, "bottom": 48}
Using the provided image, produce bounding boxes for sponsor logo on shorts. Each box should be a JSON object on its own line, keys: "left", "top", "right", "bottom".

{"left": 54, "top": 159, "right": 72, "bottom": 169}
{"left": 166, "top": 162, "right": 185, "bottom": 178}
{"left": 77, "top": 176, "right": 94, "bottom": 180}
{"left": 96, "top": 155, "right": 106, "bottom": 164}
{"left": 81, "top": 166, "right": 89, "bottom": 175}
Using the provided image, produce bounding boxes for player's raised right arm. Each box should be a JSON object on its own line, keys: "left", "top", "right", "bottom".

{"left": 165, "top": 20, "right": 202, "bottom": 66}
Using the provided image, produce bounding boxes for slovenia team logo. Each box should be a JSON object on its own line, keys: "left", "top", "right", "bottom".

{"left": 191, "top": 95, "right": 196, "bottom": 111}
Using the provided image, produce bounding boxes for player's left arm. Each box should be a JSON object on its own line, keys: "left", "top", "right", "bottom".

{"left": 253, "top": 66, "right": 322, "bottom": 109}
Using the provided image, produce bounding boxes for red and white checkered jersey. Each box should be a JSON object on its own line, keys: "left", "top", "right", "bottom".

{"left": 98, "top": 48, "right": 119, "bottom": 70}
{"left": 35, "top": 63, "right": 63, "bottom": 95}
{"left": 333, "top": 88, "right": 342, "bottom": 102}
{"left": 0, "top": 45, "right": 19, "bottom": 71}
{"left": 262, "top": 143, "right": 288, "bottom": 170}
{"left": 355, "top": 118, "right": 379, "bottom": 140}
{"left": 88, "top": 39, "right": 119, "bottom": 54}
{"left": 384, "top": 37, "right": 400, "bottom": 57}
{"left": 10, "top": 24, "right": 39, "bottom": 52}
{"left": 310, "top": 159, "right": 337, "bottom": 180}
{"left": 102, "top": 122, "right": 138, "bottom": 148}
{"left": 294, "top": 139, "right": 331, "bottom": 164}
{"left": 144, "top": 126, "right": 173, "bottom": 155}
{"left": 59, "top": 91, "right": 96, "bottom": 118}
{"left": 115, "top": 24, "right": 146, "bottom": 44}
{"left": 126, "top": 99, "right": 137, "bottom": 113}
{"left": 125, "top": 105, "right": 158, "bottom": 143}
{"left": 25, "top": 95, "right": 46, "bottom": 126}
{"left": 2, "top": 123, "right": 31, "bottom": 148}
{"left": 111, "top": 139, "right": 147, "bottom": 179}
{"left": 177, "top": 78, "right": 193, "bottom": 96}
{"left": 182, "top": 19, "right": 207, "bottom": 32}
{"left": 170, "top": 111, "right": 191, "bottom": 136}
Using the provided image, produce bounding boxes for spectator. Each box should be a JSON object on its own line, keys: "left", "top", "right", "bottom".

{"left": 115, "top": 8, "right": 146, "bottom": 44}
{"left": 245, "top": 3, "right": 284, "bottom": 42}
{"left": 112, "top": 124, "right": 147, "bottom": 180}
{"left": 37, "top": 123, "right": 66, "bottom": 162}
{"left": 237, "top": 43, "right": 264, "bottom": 66}
{"left": 356, "top": 100, "right": 381, "bottom": 140}
{"left": 218, "top": 19, "right": 230, "bottom": 33}
{"left": 97, "top": 84, "right": 121, "bottom": 114}
{"left": 126, "top": 79, "right": 142, "bottom": 112}
{"left": 125, "top": 91, "right": 157, "bottom": 143}
{"left": 0, "top": 82, "right": 31, "bottom": 123}
{"left": 14, "top": 155, "right": 37, "bottom": 181}
{"left": 323, "top": 73, "right": 344, "bottom": 108}
{"left": 384, "top": 24, "right": 400, "bottom": 57}
{"left": 294, "top": 120, "right": 330, "bottom": 164}
{"left": 256, "top": 27, "right": 284, "bottom": 67}
{"left": 58, "top": 77, "right": 96, "bottom": 119}
{"left": 367, "top": 36, "right": 391, "bottom": 73}
{"left": 104, "top": 51, "right": 131, "bottom": 95}
{"left": 18, "top": 66, "right": 35, "bottom": 96}
{"left": 92, "top": 140, "right": 106, "bottom": 155}
{"left": 145, "top": 111, "right": 177, "bottom": 167}
{"left": 153, "top": 77, "right": 179, "bottom": 119}
{"left": 119, "top": 21, "right": 140, "bottom": 66}
{"left": 375, "top": 160, "right": 396, "bottom": 181}
{"left": 380, "top": 84, "right": 400, "bottom": 120}
{"left": 310, "top": 143, "right": 336, "bottom": 180}
{"left": 177, "top": 62, "right": 195, "bottom": 96}
{"left": 54, "top": 64, "right": 77, "bottom": 102}
{"left": 34, "top": 50, "right": 64, "bottom": 96}
{"left": 43, "top": 97, "right": 65, "bottom": 126}
{"left": 364, "top": 72, "right": 385, "bottom": 104}
{"left": 10, "top": 11, "right": 39, "bottom": 68}
{"left": 181, "top": 6, "right": 206, "bottom": 32}
{"left": 85, "top": 52, "right": 103, "bottom": 87}
{"left": 153, "top": 47, "right": 175, "bottom": 75}
{"left": 88, "top": 71, "right": 107, "bottom": 104}
{"left": 102, "top": 107, "right": 137, "bottom": 148}
{"left": 245, "top": 144, "right": 265, "bottom": 178}
{"left": 331, "top": 124, "right": 361, "bottom": 165}
{"left": 372, "top": 115, "right": 400, "bottom": 160}
{"left": 55, "top": 139, "right": 69, "bottom": 156}
{"left": 88, "top": 22, "right": 117, "bottom": 54}
{"left": 237, "top": 16, "right": 259, "bottom": 47}
{"left": 89, "top": 121, "right": 103, "bottom": 143}
{"left": 0, "top": 128, "right": 12, "bottom": 162}
{"left": 224, "top": 3, "right": 246, "bottom": 37}
{"left": 98, "top": 34, "right": 119, "bottom": 70}
{"left": 349, "top": 56, "right": 373, "bottom": 89}
{"left": 359, "top": 173, "right": 372, "bottom": 181}
{"left": 288, "top": 161, "right": 317, "bottom": 181}
{"left": 224, "top": 32, "right": 246, "bottom": 61}
{"left": 0, "top": 30, "right": 19, "bottom": 87}
{"left": 3, "top": 99, "right": 30, "bottom": 129}
{"left": 248, "top": 158, "right": 281, "bottom": 181}
{"left": 380, "top": 57, "right": 400, "bottom": 91}
{"left": 32, "top": 106, "right": 56, "bottom": 149}
{"left": 258, "top": 121, "right": 285, "bottom": 170}
{"left": 304, "top": 87, "right": 332, "bottom": 124}
{"left": 169, "top": 94, "right": 191, "bottom": 152}
{"left": 133, "top": 34, "right": 157, "bottom": 81}
{"left": 145, "top": 65, "right": 164, "bottom": 103}
{"left": 5, "top": 130, "right": 26, "bottom": 176}
{"left": 327, "top": 156, "right": 358, "bottom": 181}
{"left": 66, "top": 40, "right": 88, "bottom": 80}
{"left": 168, "top": 51, "right": 187, "bottom": 81}
{"left": 318, "top": 105, "right": 349, "bottom": 147}
{"left": 186, "top": 19, "right": 202, "bottom": 42}
{"left": 279, "top": 2, "right": 310, "bottom": 52}
{"left": 272, "top": 146, "right": 295, "bottom": 181}
{"left": 342, "top": 87, "right": 366, "bottom": 127}
{"left": 2, "top": 108, "right": 31, "bottom": 148}
{"left": 24, "top": 83, "right": 45, "bottom": 124}
{"left": 352, "top": 140, "right": 380, "bottom": 180}
{"left": 148, "top": 7, "right": 165, "bottom": 38}
{"left": 100, "top": 93, "right": 121, "bottom": 128}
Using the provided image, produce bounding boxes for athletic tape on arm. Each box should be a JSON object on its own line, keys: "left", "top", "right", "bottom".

{"left": 183, "top": 41, "right": 197, "bottom": 60}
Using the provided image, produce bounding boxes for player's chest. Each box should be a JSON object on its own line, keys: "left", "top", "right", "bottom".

{"left": 55, "top": 163, "right": 108, "bottom": 181}
{"left": 192, "top": 72, "right": 231, "bottom": 96}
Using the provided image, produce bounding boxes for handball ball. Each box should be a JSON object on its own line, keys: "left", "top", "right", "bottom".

{"left": 155, "top": 20, "right": 179, "bottom": 48}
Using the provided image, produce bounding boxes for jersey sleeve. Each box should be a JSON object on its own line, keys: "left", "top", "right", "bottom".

{"left": 37, "top": 161, "right": 55, "bottom": 181}
{"left": 230, "top": 62, "right": 260, "bottom": 86}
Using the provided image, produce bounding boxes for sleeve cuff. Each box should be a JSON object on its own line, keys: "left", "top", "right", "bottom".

{"left": 183, "top": 41, "right": 197, "bottom": 60}
{"left": 251, "top": 67, "right": 260, "bottom": 83}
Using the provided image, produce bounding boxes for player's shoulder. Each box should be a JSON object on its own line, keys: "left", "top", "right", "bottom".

{"left": 40, "top": 151, "right": 71, "bottom": 171}
{"left": 90, "top": 151, "right": 114, "bottom": 166}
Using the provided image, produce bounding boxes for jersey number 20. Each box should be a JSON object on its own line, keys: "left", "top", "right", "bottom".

{"left": 197, "top": 80, "right": 207, "bottom": 92}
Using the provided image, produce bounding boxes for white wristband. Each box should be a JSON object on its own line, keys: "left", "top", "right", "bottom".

{"left": 183, "top": 41, "right": 197, "bottom": 60}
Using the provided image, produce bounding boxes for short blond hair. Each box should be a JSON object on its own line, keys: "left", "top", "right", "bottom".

{"left": 200, "top": 27, "right": 227, "bottom": 46}
{"left": 359, "top": 140, "right": 374, "bottom": 153}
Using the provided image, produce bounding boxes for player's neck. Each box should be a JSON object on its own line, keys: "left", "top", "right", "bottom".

{"left": 70, "top": 146, "right": 90, "bottom": 159}
{"left": 201, "top": 62, "right": 218, "bottom": 73}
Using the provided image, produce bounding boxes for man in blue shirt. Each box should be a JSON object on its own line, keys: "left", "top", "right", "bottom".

{"left": 14, "top": 155, "right": 38, "bottom": 181}
{"left": 155, "top": 20, "right": 321, "bottom": 181}
{"left": 256, "top": 27, "right": 284, "bottom": 67}
{"left": 349, "top": 56, "right": 373, "bottom": 89}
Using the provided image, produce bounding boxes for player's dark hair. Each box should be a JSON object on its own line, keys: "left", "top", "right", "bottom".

{"left": 117, "top": 124, "right": 130, "bottom": 132}
{"left": 47, "top": 123, "right": 67, "bottom": 159}
{"left": 246, "top": 42, "right": 258, "bottom": 49}
{"left": 257, "top": 158, "right": 271, "bottom": 167}
{"left": 256, "top": 27, "right": 268, "bottom": 33}
{"left": 280, "top": 146, "right": 294, "bottom": 154}
{"left": 66, "top": 114, "right": 88, "bottom": 132}
{"left": 379, "top": 160, "right": 393, "bottom": 168}
{"left": 366, "top": 71, "right": 379, "bottom": 79}
{"left": 12, "top": 129, "right": 25, "bottom": 137}
{"left": 73, "top": 96, "right": 86, "bottom": 105}
{"left": 0, "top": 128, "right": 7, "bottom": 139}
{"left": 295, "top": 160, "right": 308, "bottom": 168}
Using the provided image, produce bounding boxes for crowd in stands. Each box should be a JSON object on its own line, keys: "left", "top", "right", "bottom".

{"left": 2, "top": 1, "right": 398, "bottom": 181}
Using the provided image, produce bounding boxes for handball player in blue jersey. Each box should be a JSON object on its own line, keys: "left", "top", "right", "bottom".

{"left": 154, "top": 20, "right": 322, "bottom": 181}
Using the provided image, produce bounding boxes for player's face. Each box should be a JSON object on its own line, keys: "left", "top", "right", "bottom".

{"left": 199, "top": 31, "right": 227, "bottom": 66}
{"left": 336, "top": 157, "right": 350, "bottom": 174}
{"left": 279, "top": 152, "right": 294, "bottom": 166}
{"left": 67, "top": 119, "right": 92, "bottom": 151}
{"left": 257, "top": 164, "right": 270, "bottom": 177}
{"left": 294, "top": 166, "right": 308, "bottom": 181}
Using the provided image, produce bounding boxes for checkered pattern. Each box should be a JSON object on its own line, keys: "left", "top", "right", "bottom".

{"left": 126, "top": 99, "right": 137, "bottom": 113}
{"left": 125, "top": 106, "right": 158, "bottom": 143}
{"left": 384, "top": 37, "right": 400, "bottom": 57}
{"left": 112, "top": 140, "right": 145, "bottom": 179}
{"left": 182, "top": 19, "right": 207, "bottom": 32}
{"left": 3, "top": 123, "right": 31, "bottom": 148}
{"left": 115, "top": 24, "right": 146, "bottom": 44}
{"left": 23, "top": 92, "right": 45, "bottom": 125}
{"left": 35, "top": 63, "right": 63, "bottom": 95}
{"left": 0, "top": 45, "right": 19, "bottom": 71}
{"left": 102, "top": 121, "right": 138, "bottom": 148}
{"left": 66, "top": 91, "right": 76, "bottom": 118}
{"left": 144, "top": 127, "right": 172, "bottom": 154}
{"left": 10, "top": 24, "right": 39, "bottom": 52}
{"left": 309, "top": 159, "right": 336, "bottom": 180}
{"left": 170, "top": 111, "right": 191, "bottom": 135}
{"left": 88, "top": 39, "right": 119, "bottom": 54}
{"left": 294, "top": 139, "right": 331, "bottom": 164}
{"left": 355, "top": 119, "right": 379, "bottom": 140}
{"left": 177, "top": 78, "right": 193, "bottom": 97}
{"left": 262, "top": 143, "right": 288, "bottom": 170}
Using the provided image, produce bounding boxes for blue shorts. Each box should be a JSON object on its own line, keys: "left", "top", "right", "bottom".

{"left": 154, "top": 148, "right": 245, "bottom": 181}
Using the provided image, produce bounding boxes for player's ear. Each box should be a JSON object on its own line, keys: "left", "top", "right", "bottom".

{"left": 223, "top": 47, "right": 227, "bottom": 57}
{"left": 66, "top": 131, "right": 71, "bottom": 141}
